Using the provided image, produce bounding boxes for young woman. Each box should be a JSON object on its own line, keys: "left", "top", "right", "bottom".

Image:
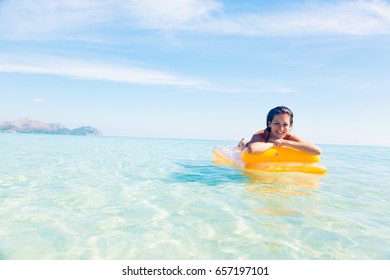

{"left": 238, "top": 106, "right": 321, "bottom": 155}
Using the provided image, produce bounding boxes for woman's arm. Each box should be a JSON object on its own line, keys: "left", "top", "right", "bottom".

{"left": 245, "top": 132, "right": 274, "bottom": 154}
{"left": 272, "top": 138, "right": 322, "bottom": 155}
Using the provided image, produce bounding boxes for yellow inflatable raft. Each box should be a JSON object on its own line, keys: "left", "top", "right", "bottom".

{"left": 213, "top": 146, "right": 326, "bottom": 175}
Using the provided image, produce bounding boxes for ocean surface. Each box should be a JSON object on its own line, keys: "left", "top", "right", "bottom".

{"left": 0, "top": 133, "right": 389, "bottom": 260}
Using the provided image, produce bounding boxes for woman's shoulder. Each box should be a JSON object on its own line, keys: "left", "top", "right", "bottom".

{"left": 253, "top": 129, "right": 267, "bottom": 135}
{"left": 249, "top": 129, "right": 268, "bottom": 143}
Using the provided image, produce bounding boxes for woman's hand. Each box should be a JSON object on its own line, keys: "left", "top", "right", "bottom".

{"left": 271, "top": 139, "right": 286, "bottom": 147}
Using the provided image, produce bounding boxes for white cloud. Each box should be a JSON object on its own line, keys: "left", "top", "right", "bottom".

{"left": 124, "top": 0, "right": 221, "bottom": 29}
{"left": 0, "top": 0, "right": 221, "bottom": 39}
{"left": 34, "top": 98, "right": 45, "bottom": 103}
{"left": 0, "top": 54, "right": 208, "bottom": 88}
{"left": 0, "top": 53, "right": 295, "bottom": 94}
{"left": 0, "top": 0, "right": 109, "bottom": 37}
{"left": 133, "top": 0, "right": 390, "bottom": 36}
{"left": 1, "top": 0, "right": 390, "bottom": 38}
{"left": 214, "top": 0, "right": 390, "bottom": 36}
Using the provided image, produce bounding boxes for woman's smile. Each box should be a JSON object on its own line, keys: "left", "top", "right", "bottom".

{"left": 268, "top": 113, "right": 291, "bottom": 139}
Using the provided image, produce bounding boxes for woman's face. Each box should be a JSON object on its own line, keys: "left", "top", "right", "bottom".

{"left": 268, "top": 113, "right": 292, "bottom": 139}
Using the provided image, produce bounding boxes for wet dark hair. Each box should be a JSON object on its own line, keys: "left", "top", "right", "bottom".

{"left": 266, "top": 106, "right": 294, "bottom": 132}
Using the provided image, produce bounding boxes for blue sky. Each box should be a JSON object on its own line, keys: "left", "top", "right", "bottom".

{"left": 1, "top": 0, "right": 390, "bottom": 146}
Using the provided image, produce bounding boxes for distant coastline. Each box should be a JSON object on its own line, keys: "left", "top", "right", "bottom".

{"left": 0, "top": 118, "right": 102, "bottom": 136}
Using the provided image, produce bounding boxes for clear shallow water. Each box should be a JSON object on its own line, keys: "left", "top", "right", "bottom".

{"left": 0, "top": 133, "right": 389, "bottom": 259}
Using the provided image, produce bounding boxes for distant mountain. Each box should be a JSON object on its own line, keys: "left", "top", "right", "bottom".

{"left": 0, "top": 118, "right": 103, "bottom": 136}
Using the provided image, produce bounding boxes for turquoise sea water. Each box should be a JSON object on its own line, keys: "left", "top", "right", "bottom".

{"left": 0, "top": 133, "right": 389, "bottom": 259}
